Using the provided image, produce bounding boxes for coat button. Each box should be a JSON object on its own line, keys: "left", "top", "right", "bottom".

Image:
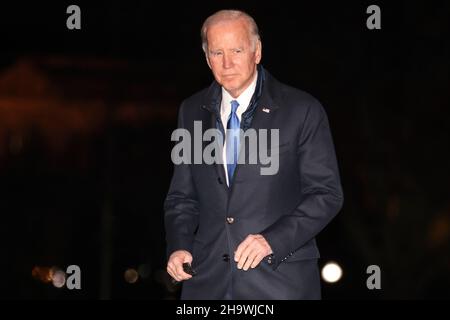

{"left": 222, "top": 254, "right": 230, "bottom": 262}
{"left": 226, "top": 217, "right": 234, "bottom": 224}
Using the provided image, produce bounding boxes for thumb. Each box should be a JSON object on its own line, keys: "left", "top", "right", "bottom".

{"left": 184, "top": 253, "right": 193, "bottom": 264}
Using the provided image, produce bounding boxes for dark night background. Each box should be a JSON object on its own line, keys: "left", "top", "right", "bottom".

{"left": 0, "top": 0, "right": 449, "bottom": 299}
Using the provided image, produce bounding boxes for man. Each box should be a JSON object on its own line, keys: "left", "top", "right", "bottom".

{"left": 164, "top": 9, "right": 343, "bottom": 299}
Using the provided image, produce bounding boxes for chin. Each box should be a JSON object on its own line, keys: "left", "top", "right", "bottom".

{"left": 221, "top": 80, "right": 240, "bottom": 91}
{"left": 223, "top": 85, "right": 239, "bottom": 95}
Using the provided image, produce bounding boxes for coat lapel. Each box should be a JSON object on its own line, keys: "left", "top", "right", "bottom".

{"left": 201, "top": 82, "right": 229, "bottom": 190}
{"left": 229, "top": 72, "right": 281, "bottom": 189}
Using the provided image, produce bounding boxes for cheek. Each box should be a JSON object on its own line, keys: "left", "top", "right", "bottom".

{"left": 240, "top": 57, "right": 254, "bottom": 70}
{"left": 209, "top": 62, "right": 222, "bottom": 74}
{"left": 211, "top": 59, "right": 223, "bottom": 68}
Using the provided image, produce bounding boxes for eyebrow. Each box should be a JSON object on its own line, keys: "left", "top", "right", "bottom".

{"left": 209, "top": 47, "right": 244, "bottom": 52}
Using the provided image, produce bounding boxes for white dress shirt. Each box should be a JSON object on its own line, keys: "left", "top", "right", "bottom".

{"left": 220, "top": 71, "right": 258, "bottom": 186}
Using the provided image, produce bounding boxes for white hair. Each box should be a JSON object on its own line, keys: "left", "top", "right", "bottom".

{"left": 200, "top": 9, "right": 261, "bottom": 53}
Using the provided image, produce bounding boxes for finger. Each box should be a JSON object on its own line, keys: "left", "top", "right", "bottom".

{"left": 250, "top": 253, "right": 265, "bottom": 269}
{"left": 243, "top": 250, "right": 259, "bottom": 271}
{"left": 167, "top": 265, "right": 179, "bottom": 281}
{"left": 167, "top": 262, "right": 176, "bottom": 276}
{"left": 179, "top": 274, "right": 193, "bottom": 281}
{"left": 175, "top": 263, "right": 192, "bottom": 280}
{"left": 184, "top": 256, "right": 193, "bottom": 264}
{"left": 235, "top": 235, "right": 255, "bottom": 260}
{"left": 235, "top": 235, "right": 254, "bottom": 262}
{"left": 168, "top": 264, "right": 183, "bottom": 281}
{"left": 237, "top": 243, "right": 254, "bottom": 269}
{"left": 171, "top": 272, "right": 190, "bottom": 282}
{"left": 172, "top": 260, "right": 184, "bottom": 281}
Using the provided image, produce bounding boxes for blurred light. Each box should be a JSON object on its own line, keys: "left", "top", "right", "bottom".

{"left": 51, "top": 269, "right": 66, "bottom": 288}
{"left": 137, "top": 264, "right": 151, "bottom": 279}
{"left": 31, "top": 266, "right": 52, "bottom": 283}
{"left": 321, "top": 261, "right": 343, "bottom": 283}
{"left": 124, "top": 268, "right": 139, "bottom": 284}
{"left": 428, "top": 215, "right": 450, "bottom": 248}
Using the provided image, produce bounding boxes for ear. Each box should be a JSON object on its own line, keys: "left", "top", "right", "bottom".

{"left": 255, "top": 40, "right": 262, "bottom": 64}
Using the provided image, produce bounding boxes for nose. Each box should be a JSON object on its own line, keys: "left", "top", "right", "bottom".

{"left": 222, "top": 53, "right": 233, "bottom": 69}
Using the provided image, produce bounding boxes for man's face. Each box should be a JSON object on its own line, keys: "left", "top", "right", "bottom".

{"left": 205, "top": 19, "right": 262, "bottom": 98}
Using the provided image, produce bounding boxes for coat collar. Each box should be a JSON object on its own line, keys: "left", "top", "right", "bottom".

{"left": 200, "top": 65, "right": 281, "bottom": 116}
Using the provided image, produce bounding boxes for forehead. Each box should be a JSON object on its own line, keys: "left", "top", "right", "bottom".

{"left": 206, "top": 19, "right": 251, "bottom": 47}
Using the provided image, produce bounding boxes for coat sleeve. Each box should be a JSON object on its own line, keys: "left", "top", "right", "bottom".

{"left": 261, "top": 98, "right": 344, "bottom": 268}
{"left": 164, "top": 102, "right": 199, "bottom": 257}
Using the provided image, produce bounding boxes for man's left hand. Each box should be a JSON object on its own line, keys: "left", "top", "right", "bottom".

{"left": 234, "top": 234, "right": 273, "bottom": 271}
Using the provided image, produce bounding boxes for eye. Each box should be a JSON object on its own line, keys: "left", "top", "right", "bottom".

{"left": 210, "top": 51, "right": 223, "bottom": 57}
{"left": 233, "top": 48, "right": 243, "bottom": 54}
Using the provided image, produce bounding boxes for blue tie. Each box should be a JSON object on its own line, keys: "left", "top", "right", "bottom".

{"left": 226, "top": 100, "right": 240, "bottom": 184}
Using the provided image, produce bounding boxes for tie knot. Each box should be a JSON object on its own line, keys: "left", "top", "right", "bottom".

{"left": 230, "top": 100, "right": 239, "bottom": 113}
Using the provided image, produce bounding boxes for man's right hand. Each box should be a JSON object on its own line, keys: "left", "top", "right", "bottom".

{"left": 167, "top": 250, "right": 193, "bottom": 282}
